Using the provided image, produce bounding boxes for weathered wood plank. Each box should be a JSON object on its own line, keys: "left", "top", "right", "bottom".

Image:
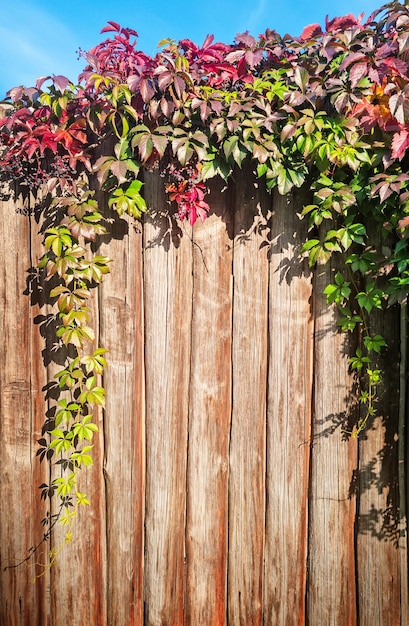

{"left": 143, "top": 171, "right": 192, "bottom": 625}
{"left": 357, "top": 304, "right": 404, "bottom": 626}
{"left": 98, "top": 208, "right": 145, "bottom": 625}
{"left": 307, "top": 263, "right": 358, "bottom": 625}
{"left": 228, "top": 172, "right": 269, "bottom": 625}
{"left": 263, "top": 188, "right": 314, "bottom": 625}
{"left": 0, "top": 195, "right": 49, "bottom": 626}
{"left": 185, "top": 180, "right": 233, "bottom": 625}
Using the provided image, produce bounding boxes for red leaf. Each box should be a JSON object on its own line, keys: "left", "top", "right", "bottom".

{"left": 391, "top": 128, "right": 409, "bottom": 160}
{"left": 349, "top": 62, "right": 368, "bottom": 88}
{"left": 299, "top": 23, "right": 323, "bottom": 41}
{"left": 100, "top": 21, "right": 121, "bottom": 34}
{"left": 122, "top": 27, "right": 138, "bottom": 39}
{"left": 383, "top": 56, "right": 409, "bottom": 78}
{"left": 398, "top": 216, "right": 409, "bottom": 229}
{"left": 139, "top": 78, "right": 155, "bottom": 102}
{"left": 325, "top": 14, "right": 360, "bottom": 32}
{"left": 202, "top": 34, "right": 215, "bottom": 49}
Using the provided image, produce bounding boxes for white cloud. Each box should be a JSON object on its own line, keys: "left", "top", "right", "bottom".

{"left": 247, "top": 0, "right": 268, "bottom": 32}
{"left": 0, "top": 2, "right": 82, "bottom": 94}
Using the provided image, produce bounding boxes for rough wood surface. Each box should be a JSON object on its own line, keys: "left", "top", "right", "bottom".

{"left": 227, "top": 173, "right": 269, "bottom": 625}
{"left": 357, "top": 305, "right": 403, "bottom": 626}
{"left": 307, "top": 263, "right": 358, "bottom": 626}
{"left": 0, "top": 173, "right": 407, "bottom": 625}
{"left": 98, "top": 209, "right": 144, "bottom": 626}
{"left": 263, "top": 189, "right": 314, "bottom": 625}
{"left": 0, "top": 195, "right": 50, "bottom": 626}
{"left": 143, "top": 172, "right": 191, "bottom": 625}
{"left": 185, "top": 180, "right": 233, "bottom": 625}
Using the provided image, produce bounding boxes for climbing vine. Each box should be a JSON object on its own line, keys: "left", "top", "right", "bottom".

{"left": 2, "top": 0, "right": 409, "bottom": 567}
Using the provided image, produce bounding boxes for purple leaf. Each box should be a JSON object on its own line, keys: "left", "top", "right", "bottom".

{"left": 52, "top": 75, "right": 70, "bottom": 92}
{"left": 225, "top": 50, "right": 245, "bottom": 64}
{"left": 245, "top": 49, "right": 263, "bottom": 68}
{"left": 235, "top": 32, "right": 257, "bottom": 48}
{"left": 349, "top": 62, "right": 368, "bottom": 89}
{"left": 333, "top": 91, "right": 350, "bottom": 114}
{"left": 339, "top": 52, "right": 367, "bottom": 71}
{"left": 36, "top": 76, "right": 50, "bottom": 91}
{"left": 110, "top": 160, "right": 129, "bottom": 184}
{"left": 127, "top": 74, "right": 141, "bottom": 92}
{"left": 160, "top": 97, "right": 174, "bottom": 118}
{"left": 7, "top": 86, "right": 24, "bottom": 101}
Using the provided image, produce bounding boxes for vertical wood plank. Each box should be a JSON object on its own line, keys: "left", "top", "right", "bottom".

{"left": 143, "top": 171, "right": 192, "bottom": 625}
{"left": 307, "top": 264, "right": 358, "bottom": 625}
{"left": 263, "top": 189, "right": 314, "bottom": 625}
{"left": 98, "top": 208, "right": 145, "bottom": 625}
{"left": 228, "top": 172, "right": 269, "bottom": 625}
{"left": 185, "top": 179, "right": 232, "bottom": 625}
{"left": 28, "top": 204, "right": 52, "bottom": 625}
{"left": 357, "top": 305, "right": 404, "bottom": 626}
{"left": 0, "top": 195, "right": 50, "bottom": 626}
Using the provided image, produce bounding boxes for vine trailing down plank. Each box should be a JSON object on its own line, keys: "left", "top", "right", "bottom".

{"left": 1, "top": 0, "right": 409, "bottom": 576}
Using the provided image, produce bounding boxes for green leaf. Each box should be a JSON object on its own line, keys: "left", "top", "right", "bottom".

{"left": 277, "top": 167, "right": 294, "bottom": 195}
{"left": 76, "top": 491, "right": 91, "bottom": 506}
{"left": 349, "top": 348, "right": 371, "bottom": 372}
{"left": 356, "top": 281, "right": 383, "bottom": 313}
{"left": 363, "top": 334, "right": 387, "bottom": 354}
{"left": 323, "top": 275, "right": 351, "bottom": 305}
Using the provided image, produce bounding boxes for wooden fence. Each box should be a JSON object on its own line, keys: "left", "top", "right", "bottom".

{"left": 0, "top": 170, "right": 408, "bottom": 625}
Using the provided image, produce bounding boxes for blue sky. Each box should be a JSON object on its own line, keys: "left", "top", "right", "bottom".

{"left": 0, "top": 0, "right": 385, "bottom": 98}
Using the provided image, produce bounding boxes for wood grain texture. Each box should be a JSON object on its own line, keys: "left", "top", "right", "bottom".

{"left": 0, "top": 195, "right": 49, "bottom": 626}
{"left": 98, "top": 209, "right": 144, "bottom": 626}
{"left": 357, "top": 304, "right": 403, "bottom": 626}
{"left": 307, "top": 263, "right": 358, "bottom": 626}
{"left": 185, "top": 179, "right": 233, "bottom": 625}
{"left": 263, "top": 188, "right": 314, "bottom": 626}
{"left": 142, "top": 171, "right": 191, "bottom": 625}
{"left": 28, "top": 202, "right": 54, "bottom": 626}
{"left": 227, "top": 172, "right": 269, "bottom": 625}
